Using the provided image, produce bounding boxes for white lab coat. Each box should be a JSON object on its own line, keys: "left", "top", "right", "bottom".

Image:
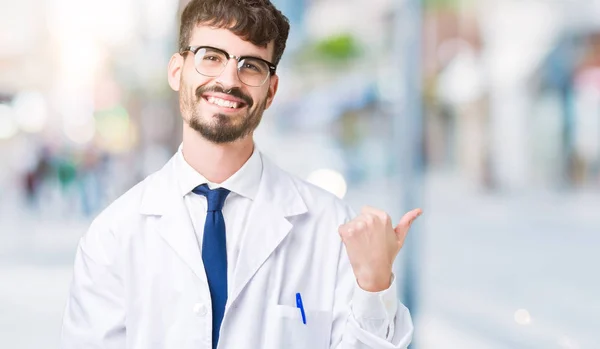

{"left": 60, "top": 152, "right": 413, "bottom": 349}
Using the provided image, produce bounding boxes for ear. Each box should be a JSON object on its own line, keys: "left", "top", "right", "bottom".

{"left": 168, "top": 53, "right": 184, "bottom": 91}
{"left": 265, "top": 74, "right": 279, "bottom": 109}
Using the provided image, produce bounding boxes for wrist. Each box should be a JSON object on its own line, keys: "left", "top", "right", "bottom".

{"left": 356, "top": 271, "right": 392, "bottom": 292}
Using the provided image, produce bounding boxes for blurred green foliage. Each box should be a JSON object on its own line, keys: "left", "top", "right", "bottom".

{"left": 423, "top": 0, "right": 466, "bottom": 10}
{"left": 313, "top": 34, "right": 361, "bottom": 61}
{"left": 294, "top": 33, "right": 362, "bottom": 70}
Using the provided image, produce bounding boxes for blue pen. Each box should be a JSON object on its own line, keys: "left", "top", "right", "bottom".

{"left": 296, "top": 292, "right": 307, "bottom": 325}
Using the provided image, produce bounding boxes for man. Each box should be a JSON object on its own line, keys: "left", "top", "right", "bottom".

{"left": 60, "top": 0, "right": 422, "bottom": 348}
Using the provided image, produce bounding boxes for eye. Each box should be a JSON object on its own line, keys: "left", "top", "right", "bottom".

{"left": 240, "top": 59, "right": 267, "bottom": 74}
{"left": 243, "top": 62, "right": 260, "bottom": 72}
{"left": 203, "top": 54, "right": 222, "bottom": 62}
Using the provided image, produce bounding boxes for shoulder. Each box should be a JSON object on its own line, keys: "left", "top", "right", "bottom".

{"left": 87, "top": 159, "right": 171, "bottom": 237}
{"left": 294, "top": 176, "right": 354, "bottom": 216}
{"left": 262, "top": 155, "right": 356, "bottom": 223}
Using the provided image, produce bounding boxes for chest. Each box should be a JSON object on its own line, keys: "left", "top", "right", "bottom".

{"left": 121, "top": 213, "right": 343, "bottom": 349}
{"left": 184, "top": 194, "right": 253, "bottom": 285}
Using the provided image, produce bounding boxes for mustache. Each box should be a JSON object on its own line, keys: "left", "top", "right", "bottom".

{"left": 195, "top": 85, "right": 253, "bottom": 108}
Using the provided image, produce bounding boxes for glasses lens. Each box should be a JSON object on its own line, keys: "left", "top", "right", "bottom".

{"left": 237, "top": 58, "right": 270, "bottom": 87}
{"left": 194, "top": 47, "right": 228, "bottom": 77}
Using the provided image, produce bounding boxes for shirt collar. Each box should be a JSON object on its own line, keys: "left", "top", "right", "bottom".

{"left": 175, "top": 143, "right": 263, "bottom": 200}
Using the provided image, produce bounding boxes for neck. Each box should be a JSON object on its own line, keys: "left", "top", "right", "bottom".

{"left": 181, "top": 125, "right": 254, "bottom": 184}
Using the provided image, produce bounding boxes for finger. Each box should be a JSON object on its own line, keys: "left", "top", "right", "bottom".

{"left": 338, "top": 222, "right": 351, "bottom": 237}
{"left": 394, "top": 208, "right": 422, "bottom": 233}
{"left": 360, "top": 205, "right": 377, "bottom": 215}
{"left": 359, "top": 213, "right": 376, "bottom": 227}
{"left": 338, "top": 220, "right": 363, "bottom": 239}
{"left": 360, "top": 206, "right": 390, "bottom": 223}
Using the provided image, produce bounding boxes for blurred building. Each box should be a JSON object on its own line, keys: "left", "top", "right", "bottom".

{"left": 423, "top": 0, "right": 600, "bottom": 192}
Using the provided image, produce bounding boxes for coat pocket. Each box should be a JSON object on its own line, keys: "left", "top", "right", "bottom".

{"left": 266, "top": 305, "right": 333, "bottom": 349}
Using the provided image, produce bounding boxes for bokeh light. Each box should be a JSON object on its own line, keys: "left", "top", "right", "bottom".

{"left": 514, "top": 309, "right": 532, "bottom": 325}
{"left": 12, "top": 91, "right": 48, "bottom": 133}
{"left": 307, "top": 168, "right": 348, "bottom": 199}
{"left": 0, "top": 104, "right": 19, "bottom": 140}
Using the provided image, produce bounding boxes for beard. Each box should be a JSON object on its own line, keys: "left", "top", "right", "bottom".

{"left": 180, "top": 82, "right": 268, "bottom": 144}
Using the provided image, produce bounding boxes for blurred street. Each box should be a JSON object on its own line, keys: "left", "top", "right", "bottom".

{"left": 420, "top": 173, "right": 600, "bottom": 349}
{"left": 1, "top": 173, "right": 598, "bottom": 349}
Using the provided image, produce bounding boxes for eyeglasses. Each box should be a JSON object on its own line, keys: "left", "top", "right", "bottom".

{"left": 180, "top": 45, "right": 277, "bottom": 87}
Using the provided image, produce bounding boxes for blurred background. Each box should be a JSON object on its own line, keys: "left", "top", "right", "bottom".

{"left": 1, "top": 0, "right": 599, "bottom": 347}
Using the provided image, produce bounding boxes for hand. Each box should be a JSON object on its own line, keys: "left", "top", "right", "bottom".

{"left": 338, "top": 206, "right": 422, "bottom": 292}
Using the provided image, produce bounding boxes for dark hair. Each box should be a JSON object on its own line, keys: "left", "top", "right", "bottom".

{"left": 179, "top": 0, "right": 290, "bottom": 66}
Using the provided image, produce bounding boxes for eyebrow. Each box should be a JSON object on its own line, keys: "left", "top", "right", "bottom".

{"left": 204, "top": 45, "right": 270, "bottom": 62}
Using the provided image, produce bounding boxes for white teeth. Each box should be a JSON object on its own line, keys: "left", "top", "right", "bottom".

{"left": 207, "top": 96, "right": 239, "bottom": 109}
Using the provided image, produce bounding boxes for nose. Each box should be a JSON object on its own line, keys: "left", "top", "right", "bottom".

{"left": 215, "top": 58, "right": 242, "bottom": 88}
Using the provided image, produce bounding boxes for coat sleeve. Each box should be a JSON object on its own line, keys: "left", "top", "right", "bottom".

{"left": 60, "top": 215, "right": 126, "bottom": 349}
{"left": 331, "top": 204, "right": 414, "bottom": 349}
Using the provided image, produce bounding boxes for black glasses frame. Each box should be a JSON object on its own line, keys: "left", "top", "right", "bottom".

{"left": 180, "top": 45, "right": 277, "bottom": 79}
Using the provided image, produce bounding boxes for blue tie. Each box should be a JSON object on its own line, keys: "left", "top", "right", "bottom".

{"left": 192, "top": 184, "right": 230, "bottom": 349}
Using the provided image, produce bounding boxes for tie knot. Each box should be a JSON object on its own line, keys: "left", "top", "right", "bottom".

{"left": 192, "top": 184, "right": 230, "bottom": 212}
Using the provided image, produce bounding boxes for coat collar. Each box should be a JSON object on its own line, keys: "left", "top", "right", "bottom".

{"left": 139, "top": 150, "right": 307, "bottom": 218}
{"left": 138, "top": 150, "right": 308, "bottom": 303}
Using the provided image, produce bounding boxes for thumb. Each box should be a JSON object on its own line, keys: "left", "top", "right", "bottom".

{"left": 394, "top": 208, "right": 422, "bottom": 235}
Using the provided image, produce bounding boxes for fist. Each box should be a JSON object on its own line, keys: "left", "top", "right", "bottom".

{"left": 338, "top": 206, "right": 422, "bottom": 292}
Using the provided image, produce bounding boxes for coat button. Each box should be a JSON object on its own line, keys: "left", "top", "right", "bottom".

{"left": 193, "top": 303, "right": 207, "bottom": 317}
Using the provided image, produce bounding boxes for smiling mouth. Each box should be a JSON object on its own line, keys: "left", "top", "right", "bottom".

{"left": 203, "top": 96, "right": 247, "bottom": 110}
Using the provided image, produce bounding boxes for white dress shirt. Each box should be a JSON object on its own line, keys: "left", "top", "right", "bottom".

{"left": 174, "top": 145, "right": 398, "bottom": 341}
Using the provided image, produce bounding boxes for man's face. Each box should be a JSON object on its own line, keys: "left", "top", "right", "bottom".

{"left": 169, "top": 26, "right": 279, "bottom": 144}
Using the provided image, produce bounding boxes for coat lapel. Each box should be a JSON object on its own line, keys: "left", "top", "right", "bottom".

{"left": 228, "top": 154, "right": 308, "bottom": 305}
{"left": 139, "top": 156, "right": 207, "bottom": 284}
{"left": 138, "top": 151, "right": 309, "bottom": 304}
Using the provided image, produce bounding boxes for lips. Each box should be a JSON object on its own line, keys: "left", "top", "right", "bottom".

{"left": 203, "top": 95, "right": 246, "bottom": 109}
{"left": 196, "top": 85, "right": 253, "bottom": 108}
